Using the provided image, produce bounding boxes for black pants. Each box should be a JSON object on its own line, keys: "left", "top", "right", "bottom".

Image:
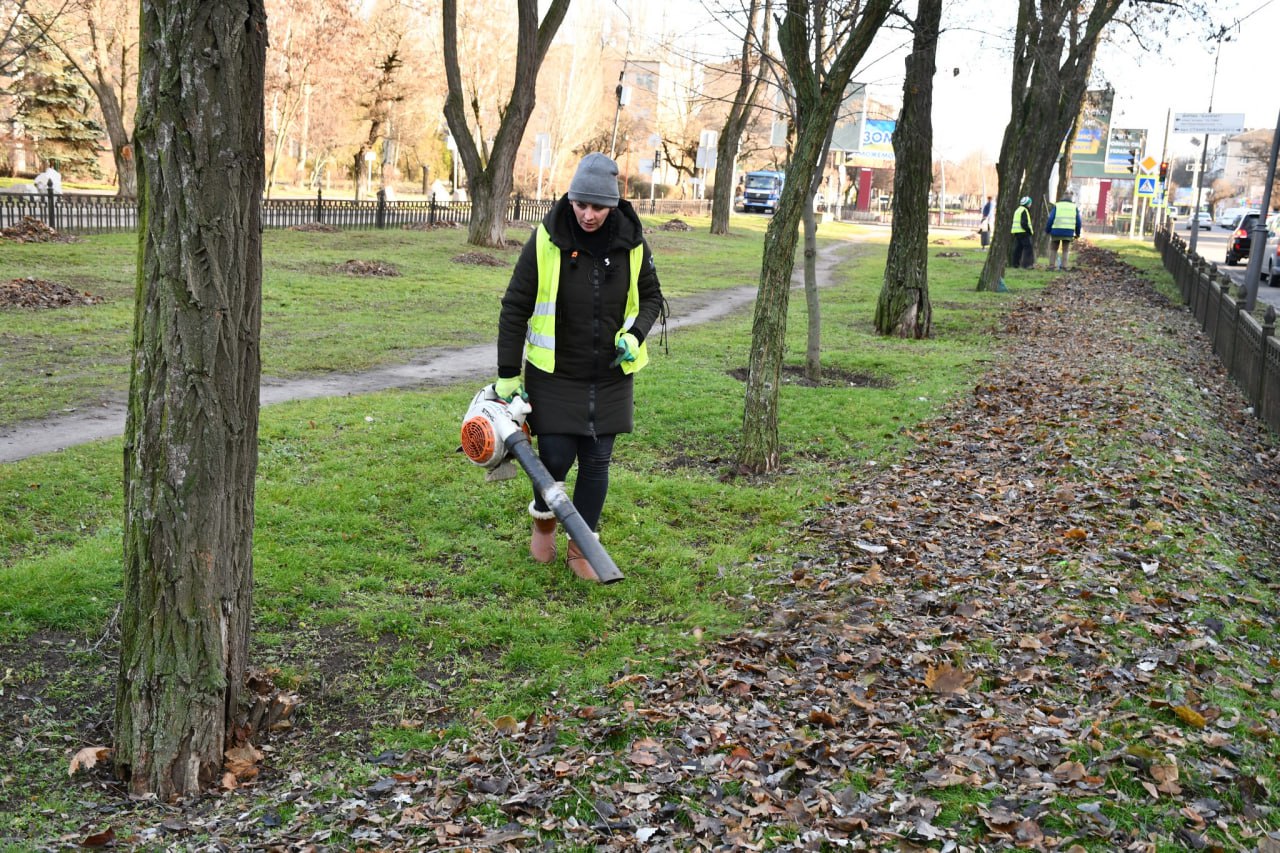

{"left": 1011, "top": 233, "right": 1034, "bottom": 269}
{"left": 532, "top": 433, "right": 617, "bottom": 531}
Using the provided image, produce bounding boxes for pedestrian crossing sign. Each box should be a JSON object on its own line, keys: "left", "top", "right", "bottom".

{"left": 1136, "top": 176, "right": 1157, "bottom": 197}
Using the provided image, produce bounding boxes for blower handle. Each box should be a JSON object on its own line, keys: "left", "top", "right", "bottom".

{"left": 502, "top": 431, "right": 624, "bottom": 584}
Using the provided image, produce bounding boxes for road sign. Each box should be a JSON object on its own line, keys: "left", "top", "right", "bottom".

{"left": 1140, "top": 155, "right": 1157, "bottom": 174}
{"left": 1136, "top": 176, "right": 1157, "bottom": 198}
{"left": 1173, "top": 112, "right": 1245, "bottom": 134}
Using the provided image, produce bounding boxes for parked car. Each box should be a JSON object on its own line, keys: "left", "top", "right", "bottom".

{"left": 1218, "top": 206, "right": 1255, "bottom": 229}
{"left": 1262, "top": 235, "right": 1280, "bottom": 285}
{"left": 1225, "top": 212, "right": 1263, "bottom": 265}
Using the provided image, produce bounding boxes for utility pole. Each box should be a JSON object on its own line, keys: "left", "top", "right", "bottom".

{"left": 1242, "top": 107, "right": 1280, "bottom": 312}
{"left": 1190, "top": 29, "right": 1226, "bottom": 255}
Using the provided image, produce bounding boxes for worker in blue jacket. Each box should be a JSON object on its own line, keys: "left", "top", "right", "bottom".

{"left": 1045, "top": 190, "right": 1083, "bottom": 271}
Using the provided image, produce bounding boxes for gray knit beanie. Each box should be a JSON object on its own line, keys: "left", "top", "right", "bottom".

{"left": 568, "top": 153, "right": 620, "bottom": 207}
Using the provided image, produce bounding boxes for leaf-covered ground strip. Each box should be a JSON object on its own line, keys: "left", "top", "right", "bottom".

{"left": 304, "top": 243, "right": 1274, "bottom": 852}
{"left": 16, "top": 240, "right": 1265, "bottom": 852}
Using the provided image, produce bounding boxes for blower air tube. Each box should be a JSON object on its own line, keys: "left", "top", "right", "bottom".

{"left": 503, "top": 430, "right": 624, "bottom": 584}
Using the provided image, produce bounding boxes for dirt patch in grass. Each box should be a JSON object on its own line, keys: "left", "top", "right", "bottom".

{"left": 727, "top": 364, "right": 890, "bottom": 388}
{"left": 288, "top": 222, "right": 340, "bottom": 233}
{"left": 334, "top": 259, "right": 400, "bottom": 277}
{"left": 1, "top": 277, "right": 102, "bottom": 309}
{"left": 452, "top": 252, "right": 506, "bottom": 267}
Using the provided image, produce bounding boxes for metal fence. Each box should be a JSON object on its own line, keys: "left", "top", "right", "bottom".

{"left": 1156, "top": 225, "right": 1280, "bottom": 435}
{"left": 0, "top": 188, "right": 734, "bottom": 236}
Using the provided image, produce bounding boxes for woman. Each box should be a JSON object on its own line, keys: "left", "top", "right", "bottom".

{"left": 495, "top": 153, "right": 665, "bottom": 582}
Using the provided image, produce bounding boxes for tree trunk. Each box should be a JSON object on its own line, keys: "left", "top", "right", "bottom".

{"left": 737, "top": 0, "right": 892, "bottom": 473}
{"left": 115, "top": 0, "right": 265, "bottom": 800}
{"left": 874, "top": 0, "right": 939, "bottom": 338}
{"left": 709, "top": 0, "right": 769, "bottom": 236}
{"left": 978, "top": 0, "right": 1119, "bottom": 288}
{"left": 802, "top": 118, "right": 836, "bottom": 380}
{"left": 977, "top": 0, "right": 1038, "bottom": 292}
{"left": 442, "top": 0, "right": 569, "bottom": 249}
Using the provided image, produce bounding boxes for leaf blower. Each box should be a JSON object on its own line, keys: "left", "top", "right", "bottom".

{"left": 460, "top": 385, "right": 623, "bottom": 583}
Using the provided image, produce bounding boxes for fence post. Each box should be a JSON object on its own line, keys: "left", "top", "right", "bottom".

{"left": 429, "top": 196, "right": 436, "bottom": 227}
{"left": 1260, "top": 306, "right": 1276, "bottom": 421}
{"left": 45, "top": 184, "right": 56, "bottom": 230}
{"left": 316, "top": 188, "right": 323, "bottom": 224}
{"left": 376, "top": 188, "right": 386, "bottom": 229}
{"left": 513, "top": 194, "right": 522, "bottom": 223}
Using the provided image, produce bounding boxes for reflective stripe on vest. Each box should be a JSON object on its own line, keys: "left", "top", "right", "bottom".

{"left": 526, "top": 224, "right": 648, "bottom": 374}
{"left": 1011, "top": 205, "right": 1030, "bottom": 234}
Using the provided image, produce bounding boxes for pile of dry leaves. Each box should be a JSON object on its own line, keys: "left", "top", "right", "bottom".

{"left": 660, "top": 218, "right": 693, "bottom": 231}
{"left": 0, "top": 277, "right": 101, "bottom": 309}
{"left": 40, "top": 246, "right": 1280, "bottom": 850}
{"left": 1, "top": 216, "right": 76, "bottom": 243}
{"left": 289, "top": 222, "right": 340, "bottom": 233}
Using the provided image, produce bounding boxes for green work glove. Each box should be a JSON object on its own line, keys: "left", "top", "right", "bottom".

{"left": 494, "top": 376, "right": 526, "bottom": 402}
{"left": 611, "top": 332, "right": 639, "bottom": 367}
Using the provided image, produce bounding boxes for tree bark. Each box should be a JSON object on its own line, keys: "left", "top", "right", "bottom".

{"left": 874, "top": 0, "right": 939, "bottom": 338}
{"left": 442, "top": 0, "right": 569, "bottom": 248}
{"left": 976, "top": 0, "right": 1039, "bottom": 292}
{"left": 737, "top": 0, "right": 892, "bottom": 473}
{"left": 115, "top": 0, "right": 265, "bottom": 800}
{"left": 802, "top": 117, "right": 836, "bottom": 380}
{"left": 27, "top": 0, "right": 138, "bottom": 196}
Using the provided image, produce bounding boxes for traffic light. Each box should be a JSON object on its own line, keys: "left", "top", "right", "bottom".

{"left": 1128, "top": 147, "right": 1140, "bottom": 174}
{"left": 1159, "top": 161, "right": 1169, "bottom": 181}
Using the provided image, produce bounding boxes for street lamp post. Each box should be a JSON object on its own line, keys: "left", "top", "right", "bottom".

{"left": 1189, "top": 30, "right": 1227, "bottom": 256}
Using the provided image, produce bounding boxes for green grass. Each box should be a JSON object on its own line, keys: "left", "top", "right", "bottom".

{"left": 0, "top": 218, "right": 789, "bottom": 426}
{"left": 0, "top": 225, "right": 1030, "bottom": 705}
{"left": 0, "top": 221, "right": 1054, "bottom": 844}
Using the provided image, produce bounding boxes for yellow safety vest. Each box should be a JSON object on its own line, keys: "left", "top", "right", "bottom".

{"left": 1011, "top": 205, "right": 1030, "bottom": 235}
{"left": 1050, "top": 200, "right": 1077, "bottom": 236}
{"left": 526, "top": 224, "right": 648, "bottom": 374}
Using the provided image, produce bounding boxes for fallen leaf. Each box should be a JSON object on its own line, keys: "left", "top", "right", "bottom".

{"left": 492, "top": 715, "right": 519, "bottom": 735}
{"left": 924, "top": 662, "right": 972, "bottom": 694}
{"left": 1173, "top": 705, "right": 1207, "bottom": 728}
{"left": 68, "top": 746, "right": 111, "bottom": 776}
{"left": 80, "top": 827, "right": 115, "bottom": 847}
{"left": 224, "top": 743, "right": 263, "bottom": 781}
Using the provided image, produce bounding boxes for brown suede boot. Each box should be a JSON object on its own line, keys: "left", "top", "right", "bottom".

{"left": 529, "top": 502, "right": 557, "bottom": 564}
{"left": 566, "top": 535, "right": 601, "bottom": 582}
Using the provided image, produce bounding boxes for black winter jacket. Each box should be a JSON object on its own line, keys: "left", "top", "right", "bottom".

{"left": 497, "top": 195, "right": 664, "bottom": 437}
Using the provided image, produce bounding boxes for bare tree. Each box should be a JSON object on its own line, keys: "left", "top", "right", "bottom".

{"left": 737, "top": 0, "right": 894, "bottom": 473}
{"left": 26, "top": 0, "right": 137, "bottom": 195}
{"left": 977, "top": 0, "right": 1172, "bottom": 291}
{"left": 442, "top": 0, "right": 570, "bottom": 247}
{"left": 262, "top": 0, "right": 360, "bottom": 197}
{"left": 874, "top": 0, "right": 940, "bottom": 338}
{"left": 709, "top": 0, "right": 771, "bottom": 235}
{"left": 115, "top": 0, "right": 266, "bottom": 799}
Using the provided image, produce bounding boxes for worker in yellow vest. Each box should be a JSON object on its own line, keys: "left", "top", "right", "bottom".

{"left": 496, "top": 154, "right": 667, "bottom": 582}
{"left": 1045, "top": 190, "right": 1083, "bottom": 270}
{"left": 1010, "top": 195, "right": 1034, "bottom": 269}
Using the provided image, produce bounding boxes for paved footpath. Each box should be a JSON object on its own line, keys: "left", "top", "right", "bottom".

{"left": 0, "top": 241, "right": 857, "bottom": 463}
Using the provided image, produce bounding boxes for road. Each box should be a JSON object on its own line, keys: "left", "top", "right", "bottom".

{"left": 1169, "top": 225, "right": 1280, "bottom": 313}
